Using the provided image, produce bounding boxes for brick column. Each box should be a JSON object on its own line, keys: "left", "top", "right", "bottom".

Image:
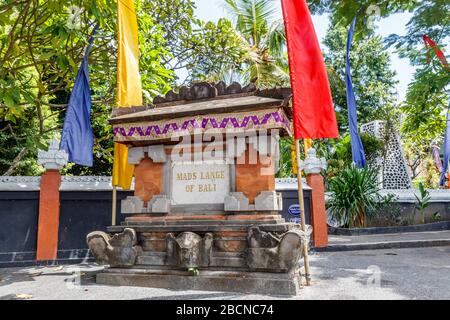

{"left": 302, "top": 148, "right": 328, "bottom": 248}
{"left": 36, "top": 139, "right": 68, "bottom": 261}
{"left": 36, "top": 170, "right": 62, "bottom": 260}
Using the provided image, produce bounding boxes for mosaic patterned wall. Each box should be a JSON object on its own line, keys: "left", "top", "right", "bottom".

{"left": 361, "top": 120, "right": 412, "bottom": 189}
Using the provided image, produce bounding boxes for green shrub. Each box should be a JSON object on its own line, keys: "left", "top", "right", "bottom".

{"left": 323, "top": 133, "right": 384, "bottom": 188}
{"left": 414, "top": 182, "right": 430, "bottom": 224}
{"left": 367, "top": 193, "right": 403, "bottom": 226}
{"left": 334, "top": 133, "right": 384, "bottom": 164}
{"left": 327, "top": 164, "right": 381, "bottom": 228}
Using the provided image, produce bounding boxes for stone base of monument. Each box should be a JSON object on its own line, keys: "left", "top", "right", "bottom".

{"left": 87, "top": 216, "right": 308, "bottom": 296}
{"left": 96, "top": 267, "right": 301, "bottom": 296}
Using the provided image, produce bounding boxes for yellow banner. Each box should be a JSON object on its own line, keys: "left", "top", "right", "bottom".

{"left": 112, "top": 0, "right": 143, "bottom": 189}
{"left": 291, "top": 139, "right": 312, "bottom": 176}
{"left": 291, "top": 141, "right": 298, "bottom": 175}
{"left": 113, "top": 143, "right": 134, "bottom": 189}
{"left": 304, "top": 138, "right": 312, "bottom": 155}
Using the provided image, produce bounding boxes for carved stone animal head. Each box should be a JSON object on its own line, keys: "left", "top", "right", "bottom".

{"left": 86, "top": 231, "right": 111, "bottom": 265}
{"left": 166, "top": 232, "right": 213, "bottom": 268}
{"left": 87, "top": 228, "right": 140, "bottom": 267}
{"left": 175, "top": 232, "right": 203, "bottom": 268}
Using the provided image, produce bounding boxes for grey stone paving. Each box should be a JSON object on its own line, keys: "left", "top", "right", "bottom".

{"left": 328, "top": 230, "right": 450, "bottom": 245}
{"left": 1, "top": 246, "right": 450, "bottom": 300}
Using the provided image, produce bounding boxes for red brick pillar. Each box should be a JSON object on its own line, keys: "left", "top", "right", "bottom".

{"left": 36, "top": 139, "right": 67, "bottom": 261}
{"left": 36, "top": 170, "right": 62, "bottom": 260}
{"left": 306, "top": 173, "right": 328, "bottom": 247}
{"left": 303, "top": 148, "right": 328, "bottom": 248}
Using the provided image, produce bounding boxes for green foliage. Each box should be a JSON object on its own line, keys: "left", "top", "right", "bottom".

{"left": 414, "top": 182, "right": 431, "bottom": 224}
{"left": 188, "top": 267, "right": 199, "bottom": 276}
{"left": 276, "top": 137, "right": 295, "bottom": 178}
{"left": 0, "top": 108, "right": 46, "bottom": 175}
{"left": 0, "top": 0, "right": 174, "bottom": 175}
{"left": 366, "top": 193, "right": 403, "bottom": 227}
{"left": 0, "top": 0, "right": 245, "bottom": 175}
{"left": 432, "top": 212, "right": 442, "bottom": 222}
{"left": 323, "top": 24, "right": 398, "bottom": 132}
{"left": 223, "top": 0, "right": 289, "bottom": 87}
{"left": 276, "top": 136, "right": 333, "bottom": 178}
{"left": 398, "top": 1, "right": 449, "bottom": 178}
{"left": 327, "top": 165, "right": 381, "bottom": 228}
{"left": 145, "top": 0, "right": 247, "bottom": 85}
{"left": 323, "top": 133, "right": 383, "bottom": 186}
{"left": 385, "top": 0, "right": 449, "bottom": 66}
{"left": 400, "top": 66, "right": 449, "bottom": 185}
{"left": 334, "top": 133, "right": 384, "bottom": 164}
{"left": 311, "top": 0, "right": 449, "bottom": 185}
{"left": 187, "top": 18, "right": 248, "bottom": 82}
{"left": 307, "top": 0, "right": 416, "bottom": 31}
{"left": 411, "top": 155, "right": 440, "bottom": 189}
{"left": 386, "top": 2, "right": 449, "bottom": 182}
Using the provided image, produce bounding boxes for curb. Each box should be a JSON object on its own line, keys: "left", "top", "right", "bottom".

{"left": 328, "top": 221, "right": 450, "bottom": 236}
{"left": 314, "top": 239, "right": 450, "bottom": 252}
{"left": 0, "top": 258, "right": 94, "bottom": 269}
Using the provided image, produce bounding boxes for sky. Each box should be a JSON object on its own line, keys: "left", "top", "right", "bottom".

{"left": 190, "top": 0, "right": 416, "bottom": 102}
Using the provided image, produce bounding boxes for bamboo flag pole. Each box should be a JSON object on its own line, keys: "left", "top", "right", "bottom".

{"left": 295, "top": 138, "right": 311, "bottom": 286}
{"left": 112, "top": 186, "right": 117, "bottom": 226}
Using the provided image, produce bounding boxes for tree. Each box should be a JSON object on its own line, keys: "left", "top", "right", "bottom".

{"left": 223, "top": 0, "right": 289, "bottom": 87}
{"left": 144, "top": 0, "right": 248, "bottom": 84}
{"left": 307, "top": 0, "right": 416, "bottom": 28}
{"left": 387, "top": 0, "right": 449, "bottom": 185}
{"left": 310, "top": 0, "right": 449, "bottom": 186}
{"left": 0, "top": 0, "right": 173, "bottom": 175}
{"left": 0, "top": 0, "right": 252, "bottom": 175}
{"left": 323, "top": 22, "right": 398, "bottom": 133}
{"left": 276, "top": 3, "right": 397, "bottom": 178}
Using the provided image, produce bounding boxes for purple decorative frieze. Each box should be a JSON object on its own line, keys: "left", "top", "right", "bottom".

{"left": 113, "top": 110, "right": 291, "bottom": 140}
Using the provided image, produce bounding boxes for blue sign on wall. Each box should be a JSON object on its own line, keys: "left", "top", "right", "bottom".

{"left": 288, "top": 204, "right": 301, "bottom": 224}
{"left": 288, "top": 204, "right": 300, "bottom": 216}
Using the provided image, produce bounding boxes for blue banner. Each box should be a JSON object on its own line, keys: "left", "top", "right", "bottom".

{"left": 440, "top": 102, "right": 450, "bottom": 186}
{"left": 346, "top": 17, "right": 366, "bottom": 168}
{"left": 60, "top": 25, "right": 98, "bottom": 166}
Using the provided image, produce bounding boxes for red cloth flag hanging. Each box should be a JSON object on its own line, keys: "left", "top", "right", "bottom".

{"left": 423, "top": 35, "right": 449, "bottom": 69}
{"left": 281, "top": 0, "right": 338, "bottom": 139}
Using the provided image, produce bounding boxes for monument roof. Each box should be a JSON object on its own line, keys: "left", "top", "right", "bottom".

{"left": 111, "top": 94, "right": 290, "bottom": 125}
{"left": 110, "top": 82, "right": 293, "bottom": 144}
{"left": 110, "top": 82, "right": 292, "bottom": 124}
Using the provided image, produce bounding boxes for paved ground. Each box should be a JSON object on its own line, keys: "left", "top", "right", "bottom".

{"left": 1, "top": 246, "right": 449, "bottom": 300}
{"left": 328, "top": 230, "right": 450, "bottom": 244}
{"left": 326, "top": 230, "right": 450, "bottom": 251}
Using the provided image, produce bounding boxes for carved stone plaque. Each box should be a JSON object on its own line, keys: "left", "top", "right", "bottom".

{"left": 170, "top": 162, "right": 230, "bottom": 205}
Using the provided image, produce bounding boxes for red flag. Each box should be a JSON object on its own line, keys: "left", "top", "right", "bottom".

{"left": 281, "top": 0, "right": 338, "bottom": 139}
{"left": 423, "top": 35, "right": 449, "bottom": 69}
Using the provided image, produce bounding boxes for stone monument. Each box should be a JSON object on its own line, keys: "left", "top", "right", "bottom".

{"left": 87, "top": 82, "right": 308, "bottom": 295}
{"left": 361, "top": 120, "right": 412, "bottom": 189}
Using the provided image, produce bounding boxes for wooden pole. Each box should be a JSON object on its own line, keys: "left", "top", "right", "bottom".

{"left": 112, "top": 186, "right": 117, "bottom": 226}
{"left": 295, "top": 138, "right": 312, "bottom": 286}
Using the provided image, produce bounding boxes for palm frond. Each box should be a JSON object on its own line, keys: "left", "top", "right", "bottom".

{"left": 265, "top": 19, "right": 286, "bottom": 59}
{"left": 224, "top": 0, "right": 278, "bottom": 46}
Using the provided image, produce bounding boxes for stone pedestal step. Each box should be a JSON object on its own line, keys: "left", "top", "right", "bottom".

{"left": 108, "top": 221, "right": 294, "bottom": 233}
{"left": 96, "top": 267, "right": 301, "bottom": 296}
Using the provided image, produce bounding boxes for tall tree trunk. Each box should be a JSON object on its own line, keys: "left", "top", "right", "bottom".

{"left": 2, "top": 147, "right": 27, "bottom": 176}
